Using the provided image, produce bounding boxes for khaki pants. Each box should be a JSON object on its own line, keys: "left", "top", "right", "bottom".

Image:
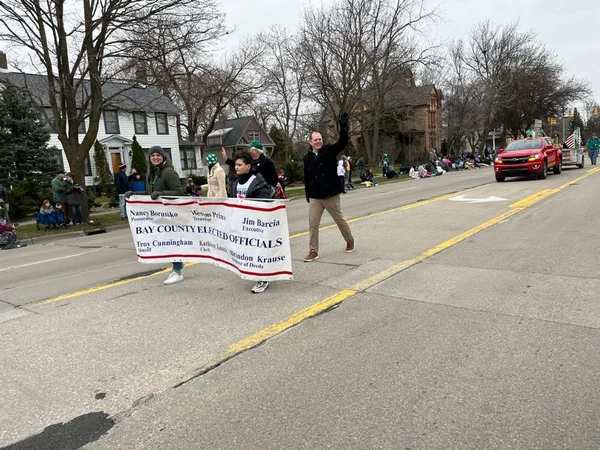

{"left": 308, "top": 194, "right": 353, "bottom": 253}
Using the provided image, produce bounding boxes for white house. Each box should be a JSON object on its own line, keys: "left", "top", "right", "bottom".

{"left": 0, "top": 60, "right": 205, "bottom": 185}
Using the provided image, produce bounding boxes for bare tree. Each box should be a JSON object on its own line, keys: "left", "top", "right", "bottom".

{"left": 255, "top": 26, "right": 309, "bottom": 163}
{"left": 124, "top": 11, "right": 265, "bottom": 144}
{"left": 298, "top": 0, "right": 436, "bottom": 163}
{"left": 0, "top": 0, "right": 203, "bottom": 185}
{"left": 451, "top": 20, "right": 589, "bottom": 147}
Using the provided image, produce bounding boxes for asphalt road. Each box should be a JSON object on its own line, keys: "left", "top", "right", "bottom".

{"left": 1, "top": 166, "right": 598, "bottom": 449}
{"left": 0, "top": 169, "right": 494, "bottom": 307}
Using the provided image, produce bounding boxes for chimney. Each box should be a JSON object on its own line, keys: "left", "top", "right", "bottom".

{"left": 135, "top": 67, "right": 147, "bottom": 85}
{"left": 0, "top": 51, "right": 7, "bottom": 70}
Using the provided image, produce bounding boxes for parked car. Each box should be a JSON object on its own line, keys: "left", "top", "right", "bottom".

{"left": 493, "top": 137, "right": 562, "bottom": 182}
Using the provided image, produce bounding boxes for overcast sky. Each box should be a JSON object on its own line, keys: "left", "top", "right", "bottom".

{"left": 219, "top": 0, "right": 600, "bottom": 110}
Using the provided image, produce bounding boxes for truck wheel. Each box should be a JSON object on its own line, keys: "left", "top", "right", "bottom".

{"left": 538, "top": 161, "right": 548, "bottom": 179}
{"left": 553, "top": 159, "right": 562, "bottom": 174}
{"left": 495, "top": 174, "right": 505, "bottom": 182}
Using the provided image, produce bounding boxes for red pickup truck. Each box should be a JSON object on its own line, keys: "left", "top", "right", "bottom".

{"left": 493, "top": 137, "right": 562, "bottom": 182}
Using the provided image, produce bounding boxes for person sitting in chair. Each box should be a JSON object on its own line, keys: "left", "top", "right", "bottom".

{"left": 0, "top": 220, "right": 26, "bottom": 249}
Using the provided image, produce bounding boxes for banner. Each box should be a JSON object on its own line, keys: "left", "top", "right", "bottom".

{"left": 125, "top": 196, "right": 293, "bottom": 281}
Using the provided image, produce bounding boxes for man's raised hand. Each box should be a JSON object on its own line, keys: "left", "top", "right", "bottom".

{"left": 339, "top": 112, "right": 349, "bottom": 129}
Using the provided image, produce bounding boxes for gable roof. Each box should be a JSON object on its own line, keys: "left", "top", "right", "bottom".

{"left": 388, "top": 84, "right": 441, "bottom": 108}
{"left": 208, "top": 116, "right": 275, "bottom": 147}
{"left": 0, "top": 71, "right": 180, "bottom": 114}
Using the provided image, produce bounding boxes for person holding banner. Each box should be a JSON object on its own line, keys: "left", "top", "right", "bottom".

{"left": 303, "top": 112, "right": 354, "bottom": 262}
{"left": 231, "top": 151, "right": 276, "bottom": 293}
{"left": 206, "top": 153, "right": 228, "bottom": 198}
{"left": 125, "top": 146, "right": 185, "bottom": 285}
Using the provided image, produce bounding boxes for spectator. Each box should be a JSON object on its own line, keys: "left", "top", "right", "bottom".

{"left": 51, "top": 171, "right": 68, "bottom": 219}
{"left": 381, "top": 153, "right": 390, "bottom": 177}
{"left": 67, "top": 182, "right": 85, "bottom": 225}
{"left": 184, "top": 178, "right": 196, "bottom": 196}
{"left": 0, "top": 220, "right": 25, "bottom": 249}
{"left": 0, "top": 183, "right": 9, "bottom": 222}
{"left": 360, "top": 165, "right": 378, "bottom": 186}
{"left": 129, "top": 172, "right": 146, "bottom": 193}
{"left": 337, "top": 159, "right": 347, "bottom": 193}
{"left": 357, "top": 157, "right": 365, "bottom": 179}
{"left": 114, "top": 163, "right": 129, "bottom": 219}
{"left": 277, "top": 170, "right": 287, "bottom": 192}
{"left": 39, "top": 199, "right": 55, "bottom": 214}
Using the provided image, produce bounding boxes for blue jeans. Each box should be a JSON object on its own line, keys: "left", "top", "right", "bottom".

{"left": 71, "top": 205, "right": 82, "bottom": 225}
{"left": 172, "top": 262, "right": 183, "bottom": 273}
{"left": 119, "top": 194, "right": 126, "bottom": 218}
{"left": 589, "top": 149, "right": 599, "bottom": 165}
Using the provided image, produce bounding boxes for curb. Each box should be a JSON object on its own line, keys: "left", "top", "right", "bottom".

{"left": 26, "top": 223, "right": 131, "bottom": 245}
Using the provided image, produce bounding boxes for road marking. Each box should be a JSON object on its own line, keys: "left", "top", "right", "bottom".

{"left": 0, "top": 250, "right": 103, "bottom": 273}
{"left": 35, "top": 262, "right": 198, "bottom": 306}
{"left": 219, "top": 169, "right": 600, "bottom": 358}
{"left": 449, "top": 195, "right": 507, "bottom": 204}
{"left": 34, "top": 171, "right": 593, "bottom": 308}
{"left": 32, "top": 189, "right": 473, "bottom": 306}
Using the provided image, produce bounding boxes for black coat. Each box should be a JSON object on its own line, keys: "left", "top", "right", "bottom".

{"left": 230, "top": 172, "right": 274, "bottom": 199}
{"left": 114, "top": 170, "right": 129, "bottom": 195}
{"left": 303, "top": 126, "right": 349, "bottom": 199}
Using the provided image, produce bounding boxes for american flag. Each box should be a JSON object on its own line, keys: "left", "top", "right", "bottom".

{"left": 564, "top": 133, "right": 582, "bottom": 149}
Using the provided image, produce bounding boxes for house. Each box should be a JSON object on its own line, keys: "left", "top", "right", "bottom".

{"left": 340, "top": 69, "right": 443, "bottom": 163}
{"left": 395, "top": 83, "right": 443, "bottom": 154}
{"left": 0, "top": 52, "right": 197, "bottom": 186}
{"left": 205, "top": 116, "right": 275, "bottom": 160}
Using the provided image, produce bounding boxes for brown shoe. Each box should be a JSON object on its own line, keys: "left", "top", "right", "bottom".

{"left": 345, "top": 239, "right": 355, "bottom": 253}
{"left": 303, "top": 251, "right": 319, "bottom": 262}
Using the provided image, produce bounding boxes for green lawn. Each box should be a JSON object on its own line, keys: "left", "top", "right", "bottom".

{"left": 18, "top": 211, "right": 125, "bottom": 240}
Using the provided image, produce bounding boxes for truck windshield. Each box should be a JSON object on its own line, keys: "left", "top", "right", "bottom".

{"left": 506, "top": 140, "right": 542, "bottom": 151}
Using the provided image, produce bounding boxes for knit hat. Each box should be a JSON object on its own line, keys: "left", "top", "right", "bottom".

{"left": 148, "top": 145, "right": 167, "bottom": 160}
{"left": 205, "top": 153, "right": 218, "bottom": 165}
{"left": 249, "top": 140, "right": 263, "bottom": 151}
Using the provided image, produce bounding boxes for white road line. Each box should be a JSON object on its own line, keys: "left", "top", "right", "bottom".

{"left": 0, "top": 250, "right": 103, "bottom": 272}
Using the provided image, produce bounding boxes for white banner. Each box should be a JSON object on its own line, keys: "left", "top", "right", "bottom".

{"left": 125, "top": 196, "right": 293, "bottom": 281}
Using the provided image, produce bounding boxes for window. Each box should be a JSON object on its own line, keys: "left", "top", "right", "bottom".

{"left": 180, "top": 148, "right": 197, "bottom": 170}
{"left": 52, "top": 148, "right": 65, "bottom": 172}
{"left": 207, "top": 136, "right": 221, "bottom": 146}
{"left": 248, "top": 131, "right": 260, "bottom": 141}
{"left": 78, "top": 120, "right": 86, "bottom": 134}
{"left": 85, "top": 155, "right": 92, "bottom": 176}
{"left": 43, "top": 107, "right": 57, "bottom": 132}
{"left": 133, "top": 112, "right": 148, "bottom": 134}
{"left": 155, "top": 113, "right": 169, "bottom": 134}
{"left": 103, "top": 110, "right": 120, "bottom": 134}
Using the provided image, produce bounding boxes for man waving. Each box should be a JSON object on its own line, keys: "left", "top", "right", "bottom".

{"left": 303, "top": 112, "right": 354, "bottom": 262}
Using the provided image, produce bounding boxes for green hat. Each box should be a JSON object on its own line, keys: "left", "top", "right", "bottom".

{"left": 249, "top": 140, "right": 263, "bottom": 150}
{"left": 205, "top": 153, "right": 217, "bottom": 165}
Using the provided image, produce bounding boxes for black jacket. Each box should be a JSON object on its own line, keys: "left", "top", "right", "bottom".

{"left": 114, "top": 170, "right": 129, "bottom": 195}
{"left": 230, "top": 171, "right": 274, "bottom": 200}
{"left": 303, "top": 126, "right": 349, "bottom": 199}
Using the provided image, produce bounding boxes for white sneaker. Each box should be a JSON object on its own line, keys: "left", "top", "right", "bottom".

{"left": 164, "top": 271, "right": 184, "bottom": 285}
{"left": 251, "top": 281, "right": 269, "bottom": 294}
